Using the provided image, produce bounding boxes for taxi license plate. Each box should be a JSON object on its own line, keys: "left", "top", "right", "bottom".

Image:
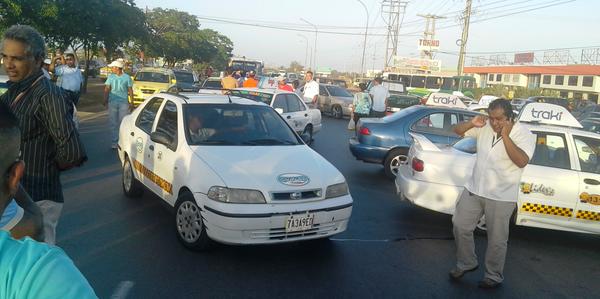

{"left": 285, "top": 214, "right": 314, "bottom": 233}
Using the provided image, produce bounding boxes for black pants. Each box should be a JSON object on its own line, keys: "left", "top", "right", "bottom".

{"left": 353, "top": 113, "right": 368, "bottom": 126}
{"left": 369, "top": 110, "right": 386, "bottom": 118}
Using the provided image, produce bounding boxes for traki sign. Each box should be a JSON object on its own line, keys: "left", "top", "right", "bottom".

{"left": 425, "top": 93, "right": 467, "bottom": 109}
{"left": 519, "top": 103, "right": 581, "bottom": 128}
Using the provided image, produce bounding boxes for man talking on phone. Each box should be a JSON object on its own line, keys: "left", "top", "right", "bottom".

{"left": 449, "top": 99, "right": 535, "bottom": 288}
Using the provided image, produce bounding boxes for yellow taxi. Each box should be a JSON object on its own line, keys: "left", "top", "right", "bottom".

{"left": 132, "top": 67, "right": 176, "bottom": 106}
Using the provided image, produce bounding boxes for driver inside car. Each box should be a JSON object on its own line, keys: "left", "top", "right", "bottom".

{"left": 188, "top": 114, "right": 216, "bottom": 143}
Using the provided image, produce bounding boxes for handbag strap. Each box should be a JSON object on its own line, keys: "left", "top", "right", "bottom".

{"left": 10, "top": 75, "right": 45, "bottom": 109}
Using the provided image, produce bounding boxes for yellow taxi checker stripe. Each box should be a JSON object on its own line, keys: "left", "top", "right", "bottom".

{"left": 520, "top": 203, "right": 573, "bottom": 217}
{"left": 132, "top": 160, "right": 173, "bottom": 195}
{"left": 575, "top": 210, "right": 600, "bottom": 221}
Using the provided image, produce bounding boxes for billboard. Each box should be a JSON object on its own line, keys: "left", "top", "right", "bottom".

{"left": 392, "top": 56, "right": 442, "bottom": 72}
{"left": 418, "top": 39, "right": 440, "bottom": 51}
{"left": 514, "top": 52, "right": 534, "bottom": 64}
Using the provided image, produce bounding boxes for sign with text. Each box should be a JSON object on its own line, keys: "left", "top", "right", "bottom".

{"left": 519, "top": 103, "right": 581, "bottom": 128}
{"left": 514, "top": 52, "right": 534, "bottom": 64}
{"left": 392, "top": 56, "right": 442, "bottom": 72}
{"left": 426, "top": 93, "right": 467, "bottom": 108}
{"left": 418, "top": 39, "right": 440, "bottom": 51}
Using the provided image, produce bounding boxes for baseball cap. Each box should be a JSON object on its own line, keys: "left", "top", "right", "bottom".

{"left": 108, "top": 60, "right": 124, "bottom": 68}
{"left": 43, "top": 58, "right": 51, "bottom": 65}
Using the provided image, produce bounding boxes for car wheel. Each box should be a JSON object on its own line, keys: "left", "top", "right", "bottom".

{"left": 332, "top": 105, "right": 343, "bottom": 119}
{"left": 122, "top": 157, "right": 143, "bottom": 197}
{"left": 302, "top": 125, "right": 313, "bottom": 145}
{"left": 384, "top": 148, "right": 408, "bottom": 179}
{"left": 175, "top": 192, "right": 212, "bottom": 251}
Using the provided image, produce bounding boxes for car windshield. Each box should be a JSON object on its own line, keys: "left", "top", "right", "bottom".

{"left": 325, "top": 86, "right": 352, "bottom": 97}
{"left": 453, "top": 137, "right": 477, "bottom": 154}
{"left": 174, "top": 72, "right": 194, "bottom": 83}
{"left": 184, "top": 104, "right": 301, "bottom": 146}
{"left": 202, "top": 79, "right": 222, "bottom": 88}
{"left": 229, "top": 90, "right": 272, "bottom": 105}
{"left": 135, "top": 71, "right": 169, "bottom": 83}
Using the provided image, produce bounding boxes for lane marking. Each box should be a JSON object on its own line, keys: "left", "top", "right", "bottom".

{"left": 111, "top": 281, "right": 135, "bottom": 299}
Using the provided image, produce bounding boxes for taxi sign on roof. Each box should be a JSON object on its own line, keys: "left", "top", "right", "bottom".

{"left": 519, "top": 103, "right": 582, "bottom": 128}
{"left": 426, "top": 93, "right": 467, "bottom": 109}
{"left": 479, "top": 95, "right": 499, "bottom": 106}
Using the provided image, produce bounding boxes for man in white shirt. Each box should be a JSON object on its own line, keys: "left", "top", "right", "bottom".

{"left": 302, "top": 71, "right": 319, "bottom": 107}
{"left": 50, "top": 52, "right": 83, "bottom": 106}
{"left": 368, "top": 77, "right": 389, "bottom": 117}
{"left": 451, "top": 99, "right": 535, "bottom": 289}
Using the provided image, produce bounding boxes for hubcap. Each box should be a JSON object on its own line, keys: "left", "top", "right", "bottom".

{"left": 123, "top": 161, "right": 133, "bottom": 191}
{"left": 333, "top": 107, "right": 341, "bottom": 118}
{"left": 390, "top": 155, "right": 408, "bottom": 176}
{"left": 176, "top": 201, "right": 203, "bottom": 243}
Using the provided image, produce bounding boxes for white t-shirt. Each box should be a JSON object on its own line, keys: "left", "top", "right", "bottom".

{"left": 55, "top": 65, "right": 83, "bottom": 92}
{"left": 464, "top": 122, "right": 536, "bottom": 202}
{"left": 303, "top": 80, "right": 319, "bottom": 103}
{"left": 368, "top": 84, "right": 390, "bottom": 112}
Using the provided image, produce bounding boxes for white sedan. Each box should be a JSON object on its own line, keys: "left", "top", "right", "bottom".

{"left": 396, "top": 103, "right": 600, "bottom": 235}
{"left": 118, "top": 92, "right": 353, "bottom": 250}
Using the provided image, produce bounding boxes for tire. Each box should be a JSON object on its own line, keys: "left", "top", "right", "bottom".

{"left": 175, "top": 192, "right": 212, "bottom": 251}
{"left": 122, "top": 157, "right": 143, "bottom": 197}
{"left": 302, "top": 125, "right": 313, "bottom": 145}
{"left": 384, "top": 148, "right": 408, "bottom": 179}
{"left": 331, "top": 105, "right": 343, "bottom": 119}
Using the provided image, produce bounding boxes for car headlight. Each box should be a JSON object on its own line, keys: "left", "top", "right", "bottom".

{"left": 207, "top": 186, "right": 266, "bottom": 203}
{"left": 325, "top": 182, "right": 349, "bottom": 199}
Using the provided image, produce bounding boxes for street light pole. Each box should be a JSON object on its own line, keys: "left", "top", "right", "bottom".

{"left": 297, "top": 34, "right": 309, "bottom": 71}
{"left": 300, "top": 18, "right": 318, "bottom": 71}
{"left": 356, "top": 0, "right": 369, "bottom": 77}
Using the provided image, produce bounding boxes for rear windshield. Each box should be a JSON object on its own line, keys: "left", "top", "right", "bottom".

{"left": 229, "top": 90, "right": 272, "bottom": 105}
{"left": 184, "top": 104, "right": 301, "bottom": 146}
{"left": 135, "top": 71, "right": 169, "bottom": 83}
{"left": 325, "top": 85, "right": 352, "bottom": 97}
{"left": 383, "top": 105, "right": 422, "bottom": 122}
{"left": 202, "top": 79, "right": 222, "bottom": 88}
{"left": 174, "top": 72, "right": 194, "bottom": 83}
{"left": 453, "top": 137, "right": 477, "bottom": 154}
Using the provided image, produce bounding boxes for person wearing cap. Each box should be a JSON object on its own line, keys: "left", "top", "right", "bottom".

{"left": 278, "top": 77, "right": 293, "bottom": 92}
{"left": 50, "top": 52, "right": 83, "bottom": 106}
{"left": 41, "top": 58, "right": 51, "bottom": 79}
{"left": 103, "top": 59, "right": 133, "bottom": 149}
{"left": 242, "top": 71, "right": 258, "bottom": 88}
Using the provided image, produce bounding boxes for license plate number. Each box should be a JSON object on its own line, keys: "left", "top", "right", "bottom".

{"left": 285, "top": 214, "right": 314, "bottom": 233}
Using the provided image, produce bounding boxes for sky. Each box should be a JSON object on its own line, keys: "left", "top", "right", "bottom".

{"left": 134, "top": 0, "right": 600, "bottom": 72}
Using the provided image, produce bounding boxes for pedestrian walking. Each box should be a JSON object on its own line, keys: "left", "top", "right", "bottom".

{"left": 302, "top": 71, "right": 319, "bottom": 106}
{"left": 450, "top": 99, "right": 535, "bottom": 288}
{"left": 103, "top": 59, "right": 133, "bottom": 150}
{"left": 352, "top": 83, "right": 372, "bottom": 127}
{"left": 0, "top": 25, "right": 87, "bottom": 245}
{"left": 50, "top": 52, "right": 83, "bottom": 106}
{"left": 0, "top": 103, "right": 97, "bottom": 298}
{"left": 368, "top": 77, "right": 389, "bottom": 117}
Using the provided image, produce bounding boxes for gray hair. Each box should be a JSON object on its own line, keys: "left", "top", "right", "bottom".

{"left": 2, "top": 25, "right": 46, "bottom": 61}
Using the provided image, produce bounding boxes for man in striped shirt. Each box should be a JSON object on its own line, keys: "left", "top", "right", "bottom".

{"left": 0, "top": 25, "right": 87, "bottom": 245}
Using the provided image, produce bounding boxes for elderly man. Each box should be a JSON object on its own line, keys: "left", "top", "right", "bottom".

{"left": 451, "top": 99, "right": 535, "bottom": 288}
{"left": 0, "top": 102, "right": 97, "bottom": 298}
{"left": 103, "top": 59, "right": 133, "bottom": 149}
{"left": 0, "top": 25, "right": 87, "bottom": 245}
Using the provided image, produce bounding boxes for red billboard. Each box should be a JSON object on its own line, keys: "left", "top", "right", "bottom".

{"left": 514, "top": 52, "right": 534, "bottom": 64}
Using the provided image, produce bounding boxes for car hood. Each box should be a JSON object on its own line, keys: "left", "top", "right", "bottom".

{"left": 191, "top": 145, "right": 344, "bottom": 190}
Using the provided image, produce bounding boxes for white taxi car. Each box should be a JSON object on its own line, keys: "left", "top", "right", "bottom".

{"left": 117, "top": 92, "right": 352, "bottom": 250}
{"left": 396, "top": 103, "right": 600, "bottom": 235}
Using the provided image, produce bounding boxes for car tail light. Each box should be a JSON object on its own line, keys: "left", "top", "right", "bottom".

{"left": 412, "top": 157, "right": 424, "bottom": 172}
{"left": 359, "top": 127, "right": 371, "bottom": 135}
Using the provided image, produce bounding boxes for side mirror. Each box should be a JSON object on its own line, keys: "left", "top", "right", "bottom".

{"left": 151, "top": 131, "right": 173, "bottom": 146}
{"left": 275, "top": 108, "right": 284, "bottom": 114}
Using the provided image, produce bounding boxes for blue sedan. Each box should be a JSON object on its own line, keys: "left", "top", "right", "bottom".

{"left": 349, "top": 105, "right": 479, "bottom": 178}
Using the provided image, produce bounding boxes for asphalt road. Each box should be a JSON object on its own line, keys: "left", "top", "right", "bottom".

{"left": 58, "top": 112, "right": 599, "bottom": 298}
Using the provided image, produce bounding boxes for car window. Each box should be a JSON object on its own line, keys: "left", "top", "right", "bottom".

{"left": 136, "top": 97, "right": 164, "bottom": 134}
{"left": 135, "top": 71, "right": 169, "bottom": 83}
{"left": 453, "top": 137, "right": 477, "bottom": 154}
{"left": 530, "top": 132, "right": 570, "bottom": 170}
{"left": 319, "top": 85, "right": 328, "bottom": 96}
{"left": 325, "top": 85, "right": 353, "bottom": 97}
{"left": 202, "top": 79, "right": 222, "bottom": 88}
{"left": 461, "top": 113, "right": 475, "bottom": 123}
{"left": 184, "top": 104, "right": 301, "bottom": 146}
{"left": 286, "top": 94, "right": 304, "bottom": 112}
{"left": 174, "top": 72, "right": 194, "bottom": 83}
{"left": 412, "top": 112, "right": 455, "bottom": 135}
{"left": 273, "top": 95, "right": 288, "bottom": 112}
{"left": 573, "top": 135, "right": 600, "bottom": 174}
{"left": 155, "top": 101, "right": 178, "bottom": 150}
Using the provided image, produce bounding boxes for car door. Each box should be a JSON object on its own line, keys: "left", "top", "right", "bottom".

{"left": 318, "top": 85, "right": 330, "bottom": 112}
{"left": 151, "top": 100, "right": 179, "bottom": 205}
{"left": 272, "top": 94, "right": 295, "bottom": 129}
{"left": 131, "top": 97, "right": 164, "bottom": 188}
{"left": 410, "top": 111, "right": 460, "bottom": 144}
{"left": 571, "top": 134, "right": 600, "bottom": 233}
{"left": 286, "top": 94, "right": 309, "bottom": 133}
{"left": 516, "top": 132, "right": 580, "bottom": 229}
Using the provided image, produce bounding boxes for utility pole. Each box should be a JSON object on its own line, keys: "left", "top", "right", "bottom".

{"left": 382, "top": 0, "right": 408, "bottom": 69}
{"left": 356, "top": 0, "right": 369, "bottom": 76}
{"left": 457, "top": 0, "right": 472, "bottom": 76}
{"left": 300, "top": 18, "right": 318, "bottom": 71}
{"left": 417, "top": 14, "right": 446, "bottom": 60}
{"left": 298, "top": 34, "right": 309, "bottom": 70}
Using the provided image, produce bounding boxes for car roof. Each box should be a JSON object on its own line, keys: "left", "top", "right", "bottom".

{"left": 155, "top": 92, "right": 269, "bottom": 106}
{"left": 138, "top": 67, "right": 173, "bottom": 74}
{"left": 233, "top": 87, "right": 297, "bottom": 96}
{"left": 521, "top": 122, "right": 600, "bottom": 138}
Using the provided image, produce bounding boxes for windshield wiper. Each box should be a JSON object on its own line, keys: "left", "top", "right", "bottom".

{"left": 196, "top": 139, "right": 237, "bottom": 145}
{"left": 242, "top": 138, "right": 297, "bottom": 145}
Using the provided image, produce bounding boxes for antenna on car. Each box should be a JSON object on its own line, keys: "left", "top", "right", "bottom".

{"left": 226, "top": 90, "right": 233, "bottom": 103}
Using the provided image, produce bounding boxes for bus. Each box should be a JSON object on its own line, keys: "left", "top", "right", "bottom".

{"left": 228, "top": 57, "right": 264, "bottom": 75}
{"left": 382, "top": 72, "right": 477, "bottom": 98}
